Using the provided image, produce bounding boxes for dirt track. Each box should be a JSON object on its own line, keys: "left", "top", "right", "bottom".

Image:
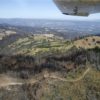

{"left": 0, "top": 68, "right": 90, "bottom": 88}
{"left": 44, "top": 68, "right": 90, "bottom": 82}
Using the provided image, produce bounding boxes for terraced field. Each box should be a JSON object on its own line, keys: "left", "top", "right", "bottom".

{"left": 0, "top": 34, "right": 100, "bottom": 56}
{"left": 0, "top": 34, "right": 73, "bottom": 55}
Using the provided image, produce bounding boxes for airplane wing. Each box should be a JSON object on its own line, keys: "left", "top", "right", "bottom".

{"left": 53, "top": 0, "right": 100, "bottom": 16}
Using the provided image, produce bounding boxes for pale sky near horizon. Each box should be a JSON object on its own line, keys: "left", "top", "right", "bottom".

{"left": 0, "top": 0, "right": 100, "bottom": 20}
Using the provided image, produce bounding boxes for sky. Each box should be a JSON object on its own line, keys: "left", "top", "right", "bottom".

{"left": 0, "top": 0, "right": 100, "bottom": 20}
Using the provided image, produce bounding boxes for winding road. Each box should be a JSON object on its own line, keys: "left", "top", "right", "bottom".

{"left": 44, "top": 68, "right": 90, "bottom": 82}
{"left": 0, "top": 68, "right": 90, "bottom": 88}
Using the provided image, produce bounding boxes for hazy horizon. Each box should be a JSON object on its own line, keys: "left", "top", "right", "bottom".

{"left": 0, "top": 0, "right": 100, "bottom": 21}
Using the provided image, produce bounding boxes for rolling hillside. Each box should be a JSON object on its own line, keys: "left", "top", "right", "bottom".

{"left": 0, "top": 31, "right": 100, "bottom": 100}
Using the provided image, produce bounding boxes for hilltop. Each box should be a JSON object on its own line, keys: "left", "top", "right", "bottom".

{"left": 0, "top": 31, "right": 100, "bottom": 55}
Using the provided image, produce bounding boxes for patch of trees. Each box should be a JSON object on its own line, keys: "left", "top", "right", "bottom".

{"left": 0, "top": 47, "right": 99, "bottom": 79}
{"left": 47, "top": 47, "right": 87, "bottom": 64}
{"left": 87, "top": 47, "right": 100, "bottom": 70}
